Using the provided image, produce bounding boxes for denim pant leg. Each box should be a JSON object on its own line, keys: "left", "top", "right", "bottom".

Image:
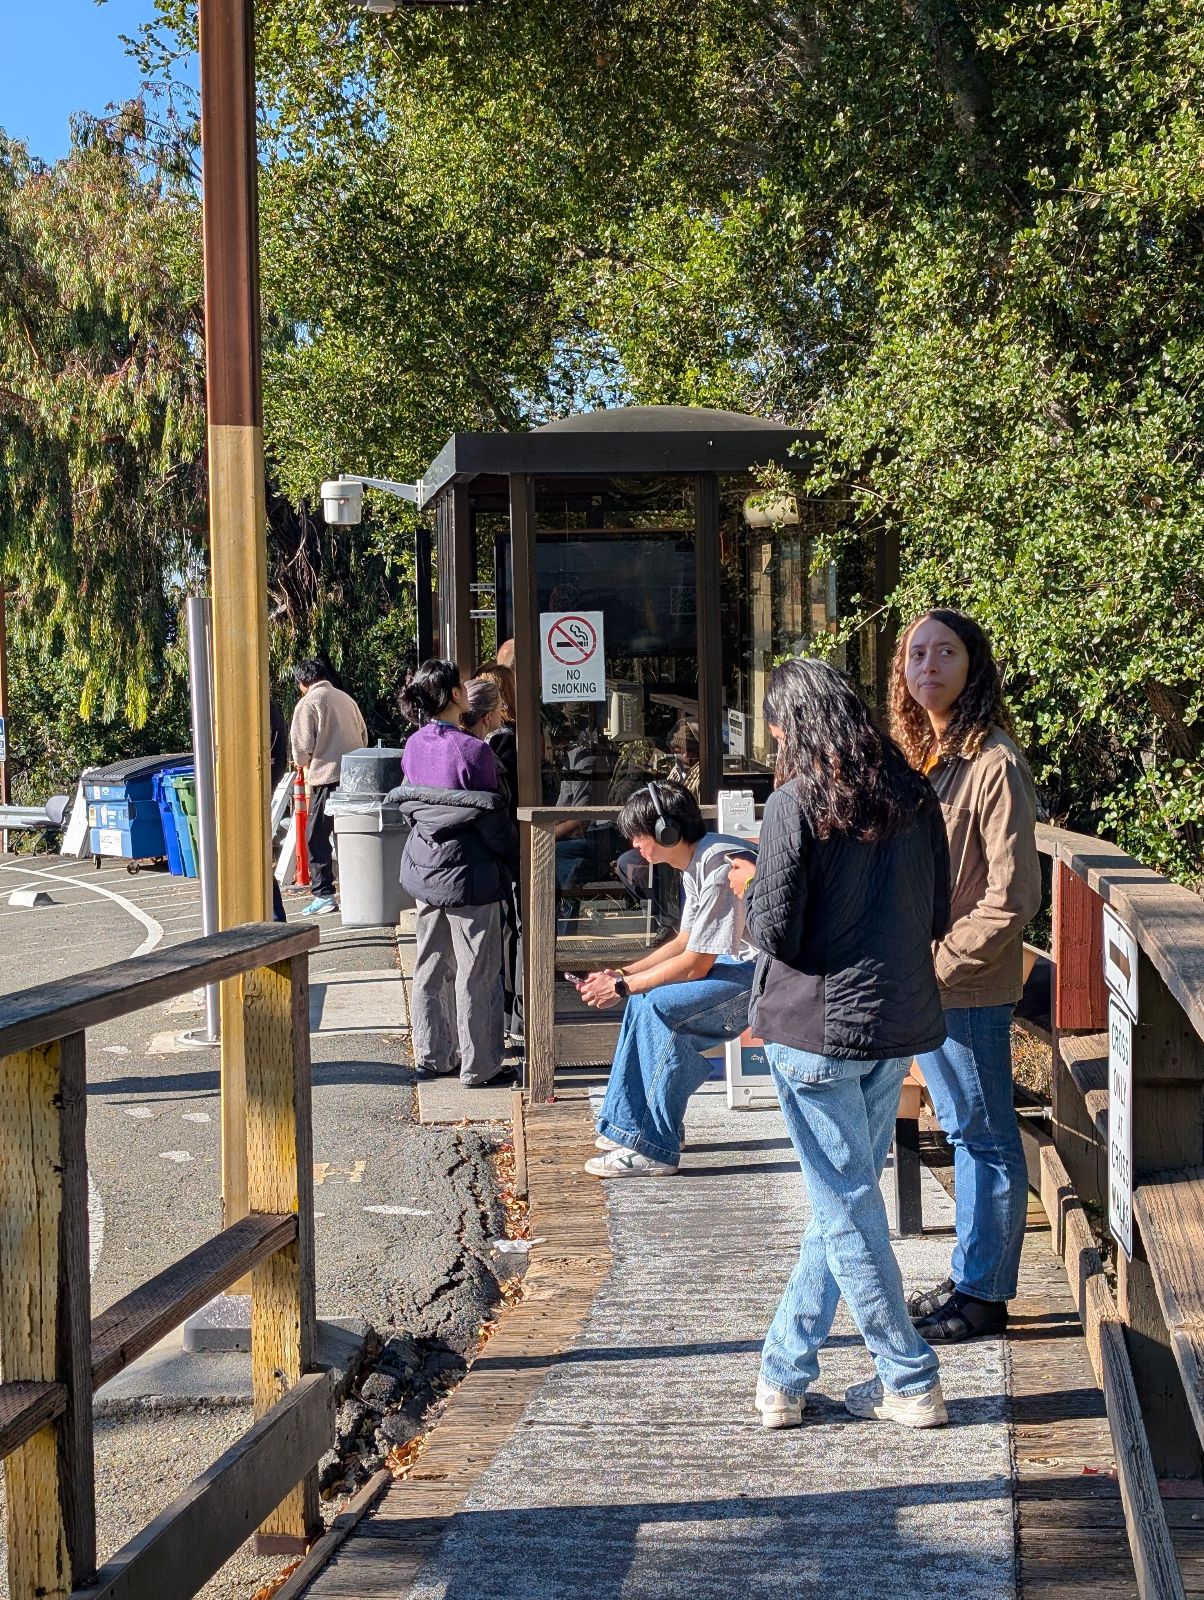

{"left": 761, "top": 1048, "right": 939, "bottom": 1398}
{"left": 595, "top": 961, "right": 754, "bottom": 1165}
{"left": 917, "top": 1003, "right": 1028, "bottom": 1302}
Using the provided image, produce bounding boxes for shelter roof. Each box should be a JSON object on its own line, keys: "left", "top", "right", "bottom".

{"left": 418, "top": 404, "right": 816, "bottom": 508}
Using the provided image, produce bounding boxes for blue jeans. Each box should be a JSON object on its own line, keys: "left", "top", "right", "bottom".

{"left": 916, "top": 1003, "right": 1027, "bottom": 1302}
{"left": 595, "top": 959, "right": 755, "bottom": 1166}
{"left": 761, "top": 1047, "right": 940, "bottom": 1398}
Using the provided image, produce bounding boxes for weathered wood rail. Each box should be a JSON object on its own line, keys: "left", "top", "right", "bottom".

{"left": 0, "top": 923, "right": 330, "bottom": 1600}
{"left": 1026, "top": 822, "right": 1204, "bottom": 1600}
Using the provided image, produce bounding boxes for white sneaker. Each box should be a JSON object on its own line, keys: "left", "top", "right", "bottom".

{"left": 755, "top": 1375, "right": 805, "bottom": 1429}
{"left": 583, "top": 1148, "right": 678, "bottom": 1178}
{"left": 595, "top": 1134, "right": 624, "bottom": 1151}
{"left": 843, "top": 1376, "right": 948, "bottom": 1428}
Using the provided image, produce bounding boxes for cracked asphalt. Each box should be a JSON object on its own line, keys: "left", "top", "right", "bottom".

{"left": 0, "top": 849, "right": 506, "bottom": 1595}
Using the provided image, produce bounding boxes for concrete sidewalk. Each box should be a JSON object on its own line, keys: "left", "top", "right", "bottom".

{"left": 305, "top": 1081, "right": 1017, "bottom": 1600}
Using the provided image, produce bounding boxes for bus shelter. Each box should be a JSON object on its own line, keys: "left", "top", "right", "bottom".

{"left": 416, "top": 404, "right": 898, "bottom": 1087}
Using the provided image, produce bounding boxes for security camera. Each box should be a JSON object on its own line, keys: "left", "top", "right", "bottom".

{"left": 321, "top": 478, "right": 364, "bottom": 527}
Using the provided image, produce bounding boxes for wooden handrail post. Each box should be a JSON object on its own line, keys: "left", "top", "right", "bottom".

{"left": 0, "top": 1035, "right": 95, "bottom": 1597}
{"left": 243, "top": 956, "right": 320, "bottom": 1552}
{"left": 526, "top": 820, "right": 557, "bottom": 1103}
{"left": 1051, "top": 862, "right": 1110, "bottom": 1208}
{"left": 1123, "top": 949, "right": 1204, "bottom": 1480}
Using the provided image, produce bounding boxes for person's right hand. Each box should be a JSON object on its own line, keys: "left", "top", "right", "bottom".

{"left": 728, "top": 857, "right": 756, "bottom": 898}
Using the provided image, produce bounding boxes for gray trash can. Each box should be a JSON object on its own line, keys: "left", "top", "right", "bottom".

{"left": 331, "top": 801, "right": 412, "bottom": 927}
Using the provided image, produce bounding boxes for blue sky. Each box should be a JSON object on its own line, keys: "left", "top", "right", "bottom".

{"left": 0, "top": 2, "right": 195, "bottom": 163}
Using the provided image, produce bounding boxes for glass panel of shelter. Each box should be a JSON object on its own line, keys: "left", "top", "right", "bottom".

{"left": 532, "top": 476, "right": 700, "bottom": 1012}
{"left": 526, "top": 473, "right": 856, "bottom": 1021}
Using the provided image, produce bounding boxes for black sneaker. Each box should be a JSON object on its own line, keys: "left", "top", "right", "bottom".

{"left": 912, "top": 1290, "right": 1008, "bottom": 1343}
{"left": 906, "top": 1277, "right": 954, "bottom": 1319}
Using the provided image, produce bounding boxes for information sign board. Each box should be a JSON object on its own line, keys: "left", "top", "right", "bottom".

{"left": 1108, "top": 997, "right": 1134, "bottom": 1261}
{"left": 1103, "top": 904, "right": 1139, "bottom": 1022}
{"left": 540, "top": 611, "right": 605, "bottom": 703}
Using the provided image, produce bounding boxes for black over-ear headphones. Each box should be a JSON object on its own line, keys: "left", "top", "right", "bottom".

{"left": 648, "top": 781, "right": 681, "bottom": 847}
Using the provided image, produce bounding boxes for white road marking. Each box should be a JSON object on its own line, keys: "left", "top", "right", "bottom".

{"left": 0, "top": 861, "right": 163, "bottom": 955}
{"left": 160, "top": 1150, "right": 194, "bottom": 1163}
{"left": 125, "top": 1106, "right": 156, "bottom": 1119}
{"left": 363, "top": 1205, "right": 432, "bottom": 1217}
{"left": 88, "top": 1171, "right": 104, "bottom": 1278}
{"left": 182, "top": 1111, "right": 211, "bottom": 1123}
{"left": 102, "top": 1045, "right": 131, "bottom": 1056}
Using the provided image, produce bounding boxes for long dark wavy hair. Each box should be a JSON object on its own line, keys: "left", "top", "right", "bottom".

{"left": 888, "top": 609, "right": 1013, "bottom": 770}
{"left": 764, "top": 658, "right": 930, "bottom": 842}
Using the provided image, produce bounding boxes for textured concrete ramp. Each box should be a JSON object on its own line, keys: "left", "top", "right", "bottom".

{"left": 383, "top": 1082, "right": 1016, "bottom": 1600}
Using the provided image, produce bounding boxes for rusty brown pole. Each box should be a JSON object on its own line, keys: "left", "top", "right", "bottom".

{"left": 0, "top": 582, "right": 9, "bottom": 854}
{"left": 198, "top": 0, "right": 272, "bottom": 1237}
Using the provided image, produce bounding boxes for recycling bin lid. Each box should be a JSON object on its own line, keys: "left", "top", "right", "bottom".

{"left": 85, "top": 752, "right": 193, "bottom": 784}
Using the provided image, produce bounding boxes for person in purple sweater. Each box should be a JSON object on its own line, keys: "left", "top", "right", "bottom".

{"left": 389, "top": 660, "right": 518, "bottom": 1087}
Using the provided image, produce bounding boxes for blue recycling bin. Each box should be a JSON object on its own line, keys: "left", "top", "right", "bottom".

{"left": 85, "top": 752, "right": 190, "bottom": 864}
{"left": 152, "top": 766, "right": 196, "bottom": 876}
{"left": 162, "top": 772, "right": 198, "bottom": 877}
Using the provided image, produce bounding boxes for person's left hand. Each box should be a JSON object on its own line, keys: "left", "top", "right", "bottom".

{"left": 578, "top": 968, "right": 623, "bottom": 1009}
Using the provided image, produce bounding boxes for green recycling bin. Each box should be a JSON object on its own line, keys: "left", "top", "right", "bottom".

{"left": 171, "top": 774, "right": 201, "bottom": 873}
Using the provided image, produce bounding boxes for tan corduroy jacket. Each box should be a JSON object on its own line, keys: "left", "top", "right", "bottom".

{"left": 927, "top": 727, "right": 1041, "bottom": 1008}
{"left": 290, "top": 681, "right": 368, "bottom": 788}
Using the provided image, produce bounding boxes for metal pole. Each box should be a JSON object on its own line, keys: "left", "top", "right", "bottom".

{"left": 186, "top": 596, "right": 221, "bottom": 1044}
{"left": 199, "top": 0, "right": 271, "bottom": 1232}
{"left": 0, "top": 582, "right": 9, "bottom": 855}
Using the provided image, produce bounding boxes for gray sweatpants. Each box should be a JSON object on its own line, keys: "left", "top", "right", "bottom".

{"left": 411, "top": 899, "right": 505, "bottom": 1084}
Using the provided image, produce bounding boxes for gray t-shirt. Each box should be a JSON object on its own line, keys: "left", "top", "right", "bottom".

{"left": 681, "top": 832, "right": 758, "bottom": 964}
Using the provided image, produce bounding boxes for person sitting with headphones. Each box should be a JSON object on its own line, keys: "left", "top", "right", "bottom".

{"left": 578, "top": 780, "right": 758, "bottom": 1178}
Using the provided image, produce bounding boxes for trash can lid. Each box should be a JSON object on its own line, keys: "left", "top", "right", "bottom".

{"left": 85, "top": 753, "right": 193, "bottom": 784}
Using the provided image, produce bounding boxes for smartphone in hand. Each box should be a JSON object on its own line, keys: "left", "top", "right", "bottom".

{"left": 563, "top": 971, "right": 585, "bottom": 988}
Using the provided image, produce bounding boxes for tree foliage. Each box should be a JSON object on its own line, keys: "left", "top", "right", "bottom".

{"left": 3, "top": 0, "right": 1202, "bottom": 883}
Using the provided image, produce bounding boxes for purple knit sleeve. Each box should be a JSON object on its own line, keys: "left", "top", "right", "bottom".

{"left": 464, "top": 739, "right": 500, "bottom": 790}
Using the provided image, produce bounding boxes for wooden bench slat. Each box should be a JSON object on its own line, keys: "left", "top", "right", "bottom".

{"left": 0, "top": 1380, "right": 66, "bottom": 1461}
{"left": 1132, "top": 1169, "right": 1204, "bottom": 1454}
{"left": 0, "top": 924, "right": 319, "bottom": 1057}
{"left": 1058, "top": 1031, "right": 1110, "bottom": 1141}
{"left": 91, "top": 1213, "right": 298, "bottom": 1390}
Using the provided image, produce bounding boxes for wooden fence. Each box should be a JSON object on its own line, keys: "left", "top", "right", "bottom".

{"left": 1021, "top": 823, "right": 1204, "bottom": 1600}
{"left": 0, "top": 923, "right": 330, "bottom": 1600}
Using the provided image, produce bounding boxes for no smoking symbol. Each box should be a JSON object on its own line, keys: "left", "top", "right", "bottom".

{"left": 548, "top": 615, "right": 597, "bottom": 665}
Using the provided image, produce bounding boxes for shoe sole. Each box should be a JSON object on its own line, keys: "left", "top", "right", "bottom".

{"left": 584, "top": 1162, "right": 678, "bottom": 1178}
{"left": 759, "top": 1409, "right": 805, "bottom": 1429}
{"left": 844, "top": 1396, "right": 948, "bottom": 1428}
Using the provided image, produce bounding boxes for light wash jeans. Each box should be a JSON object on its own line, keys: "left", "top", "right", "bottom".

{"left": 594, "top": 959, "right": 755, "bottom": 1166}
{"left": 761, "top": 1046, "right": 940, "bottom": 1398}
{"left": 916, "top": 1003, "right": 1028, "bottom": 1302}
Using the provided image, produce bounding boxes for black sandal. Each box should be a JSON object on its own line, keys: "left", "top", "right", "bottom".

{"left": 913, "top": 1290, "right": 1008, "bottom": 1343}
{"left": 906, "top": 1277, "right": 953, "bottom": 1319}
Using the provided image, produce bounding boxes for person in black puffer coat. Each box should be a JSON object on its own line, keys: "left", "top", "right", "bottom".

{"left": 389, "top": 660, "right": 519, "bottom": 1088}
{"left": 740, "top": 657, "right": 952, "bottom": 1435}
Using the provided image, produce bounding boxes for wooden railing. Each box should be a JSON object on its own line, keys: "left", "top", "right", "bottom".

{"left": 1033, "top": 822, "right": 1204, "bottom": 1600}
{"left": 519, "top": 803, "right": 727, "bottom": 1102}
{"left": 0, "top": 923, "right": 330, "bottom": 1600}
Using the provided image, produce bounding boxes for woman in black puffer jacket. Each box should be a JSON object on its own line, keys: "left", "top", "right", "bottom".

{"left": 740, "top": 658, "right": 952, "bottom": 1435}
{"left": 388, "top": 660, "right": 518, "bottom": 1088}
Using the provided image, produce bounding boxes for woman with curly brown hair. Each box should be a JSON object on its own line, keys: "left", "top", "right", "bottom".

{"left": 890, "top": 609, "right": 1041, "bottom": 1342}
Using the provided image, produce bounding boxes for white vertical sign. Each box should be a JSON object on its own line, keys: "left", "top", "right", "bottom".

{"left": 540, "top": 611, "right": 605, "bottom": 703}
{"left": 1107, "top": 998, "right": 1133, "bottom": 1261}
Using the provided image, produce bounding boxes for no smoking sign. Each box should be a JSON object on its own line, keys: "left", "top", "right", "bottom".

{"left": 540, "top": 610, "right": 605, "bottom": 703}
